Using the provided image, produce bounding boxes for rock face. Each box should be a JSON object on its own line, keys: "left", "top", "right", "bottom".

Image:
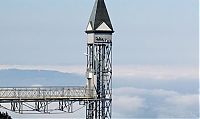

{"left": 0, "top": 112, "right": 12, "bottom": 119}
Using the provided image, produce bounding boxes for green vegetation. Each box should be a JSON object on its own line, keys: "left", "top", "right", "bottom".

{"left": 0, "top": 112, "right": 12, "bottom": 119}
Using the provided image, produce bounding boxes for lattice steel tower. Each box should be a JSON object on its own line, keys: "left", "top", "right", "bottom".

{"left": 0, "top": 0, "right": 114, "bottom": 119}
{"left": 85, "top": 0, "right": 114, "bottom": 118}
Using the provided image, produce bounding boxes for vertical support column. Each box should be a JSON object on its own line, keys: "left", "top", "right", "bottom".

{"left": 86, "top": 101, "right": 94, "bottom": 119}
{"left": 97, "top": 42, "right": 112, "bottom": 119}
{"left": 86, "top": 41, "right": 112, "bottom": 119}
{"left": 104, "top": 42, "right": 112, "bottom": 119}
{"left": 11, "top": 101, "right": 23, "bottom": 114}
{"left": 86, "top": 44, "right": 96, "bottom": 97}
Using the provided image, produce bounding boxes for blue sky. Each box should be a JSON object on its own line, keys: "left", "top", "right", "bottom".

{"left": 0, "top": 0, "right": 199, "bottom": 118}
{"left": 0, "top": 0, "right": 198, "bottom": 66}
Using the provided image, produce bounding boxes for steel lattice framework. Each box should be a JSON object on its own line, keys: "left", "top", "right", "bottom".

{"left": 0, "top": 87, "right": 93, "bottom": 100}
{"left": 0, "top": 0, "right": 114, "bottom": 118}
{"left": 85, "top": 40, "right": 112, "bottom": 119}
{"left": 0, "top": 87, "right": 94, "bottom": 114}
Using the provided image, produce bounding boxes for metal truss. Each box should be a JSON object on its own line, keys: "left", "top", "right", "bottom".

{"left": 0, "top": 0, "right": 114, "bottom": 117}
{"left": 86, "top": 40, "right": 112, "bottom": 119}
{"left": 0, "top": 87, "right": 93, "bottom": 100}
{"left": 0, "top": 87, "right": 95, "bottom": 114}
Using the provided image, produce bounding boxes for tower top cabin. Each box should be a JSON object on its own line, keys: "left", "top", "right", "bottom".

{"left": 86, "top": 0, "right": 114, "bottom": 34}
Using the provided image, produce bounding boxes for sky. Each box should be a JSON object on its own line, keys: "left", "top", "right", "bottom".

{"left": 0, "top": 0, "right": 198, "bottom": 66}
{"left": 0, "top": 0, "right": 199, "bottom": 118}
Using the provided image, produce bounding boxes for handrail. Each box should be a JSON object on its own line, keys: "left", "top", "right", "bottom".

{"left": 0, "top": 86, "right": 94, "bottom": 100}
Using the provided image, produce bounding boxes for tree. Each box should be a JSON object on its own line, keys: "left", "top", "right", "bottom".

{"left": 0, "top": 111, "right": 12, "bottom": 119}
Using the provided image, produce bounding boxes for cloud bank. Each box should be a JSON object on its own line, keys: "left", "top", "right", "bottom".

{"left": 113, "top": 87, "right": 199, "bottom": 118}
{"left": 0, "top": 64, "right": 198, "bottom": 80}
{"left": 0, "top": 64, "right": 198, "bottom": 118}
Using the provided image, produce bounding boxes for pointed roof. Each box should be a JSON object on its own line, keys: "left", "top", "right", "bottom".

{"left": 86, "top": 0, "right": 114, "bottom": 33}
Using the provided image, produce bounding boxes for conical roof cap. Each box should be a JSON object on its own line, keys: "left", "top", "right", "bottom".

{"left": 86, "top": 0, "right": 114, "bottom": 33}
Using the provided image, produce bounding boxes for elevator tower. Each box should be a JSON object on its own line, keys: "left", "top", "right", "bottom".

{"left": 85, "top": 0, "right": 114, "bottom": 118}
{"left": 0, "top": 0, "right": 114, "bottom": 118}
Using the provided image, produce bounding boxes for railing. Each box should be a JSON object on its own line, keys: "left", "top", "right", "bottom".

{"left": 0, "top": 86, "right": 94, "bottom": 100}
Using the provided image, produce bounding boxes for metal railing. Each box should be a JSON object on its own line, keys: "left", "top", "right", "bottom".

{"left": 0, "top": 86, "right": 94, "bottom": 100}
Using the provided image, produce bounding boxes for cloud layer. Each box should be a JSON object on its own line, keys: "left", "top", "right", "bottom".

{"left": 113, "top": 65, "right": 198, "bottom": 80}
{"left": 0, "top": 64, "right": 198, "bottom": 118}
{"left": 0, "top": 64, "right": 198, "bottom": 80}
{"left": 113, "top": 87, "right": 199, "bottom": 118}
